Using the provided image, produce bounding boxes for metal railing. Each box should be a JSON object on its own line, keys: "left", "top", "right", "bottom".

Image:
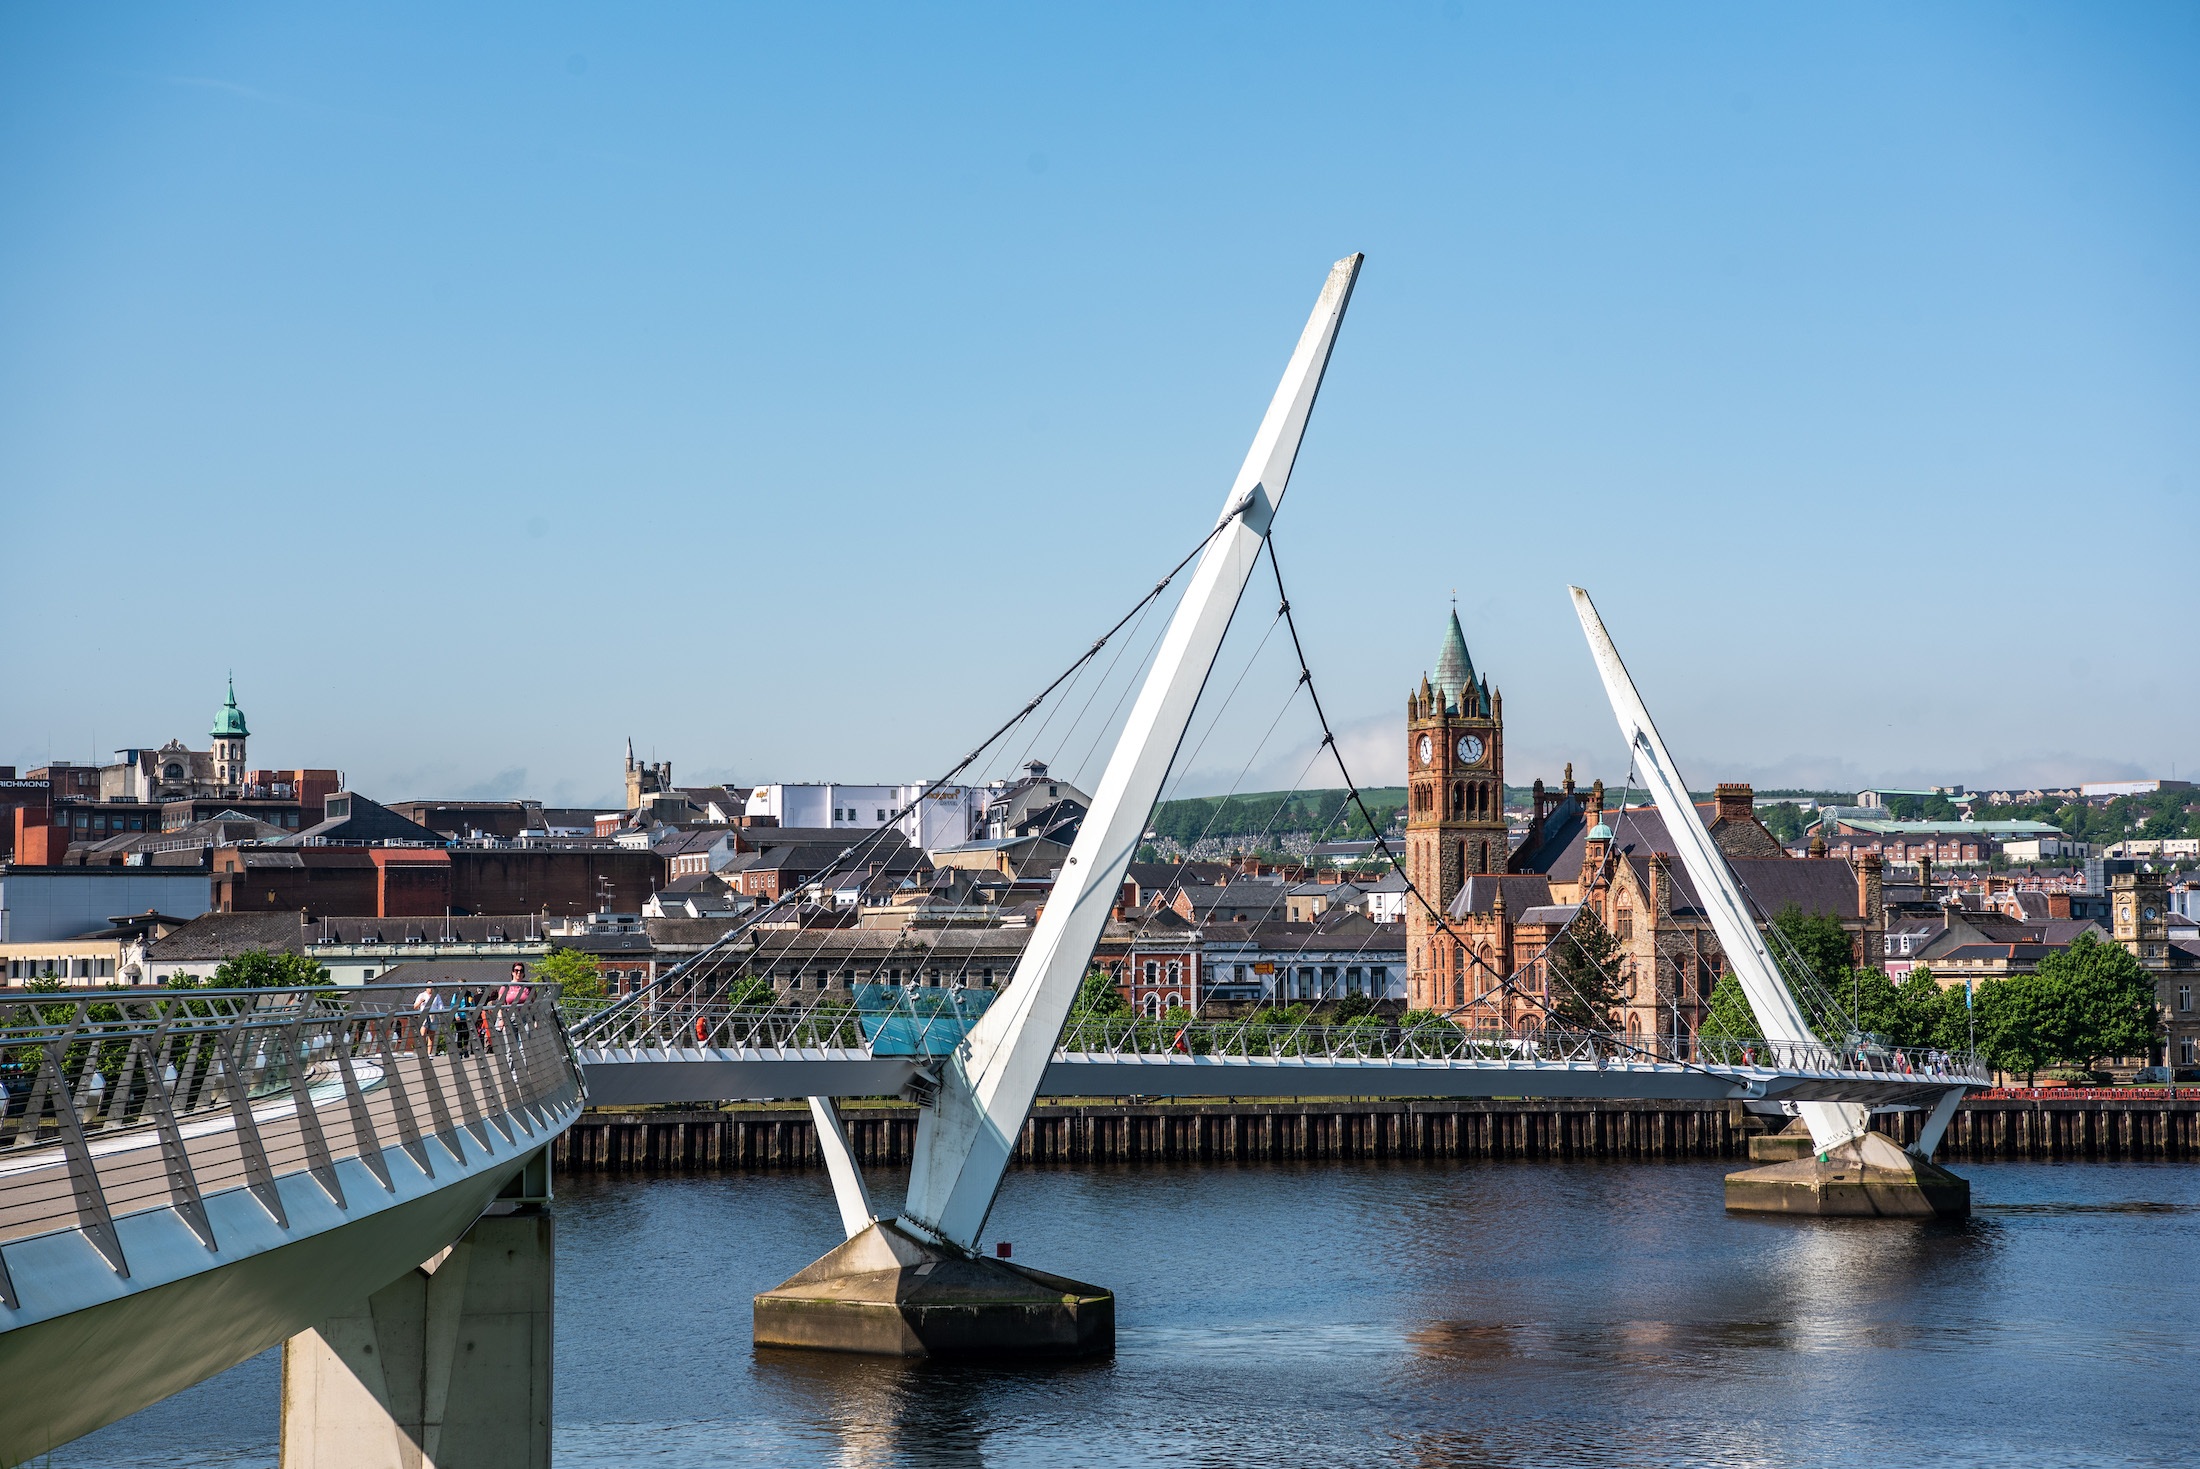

{"left": 1054, "top": 1017, "right": 1990, "bottom": 1082}
{"left": 568, "top": 1000, "right": 873, "bottom": 1053}
{"left": 0, "top": 984, "right": 584, "bottom": 1302}
{"left": 564, "top": 996, "right": 1989, "bottom": 1085}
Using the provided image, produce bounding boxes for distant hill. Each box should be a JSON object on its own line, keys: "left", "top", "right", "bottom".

{"left": 1145, "top": 787, "right": 1407, "bottom": 850}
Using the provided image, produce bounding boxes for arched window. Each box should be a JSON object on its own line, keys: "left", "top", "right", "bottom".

{"left": 1451, "top": 781, "right": 1464, "bottom": 817}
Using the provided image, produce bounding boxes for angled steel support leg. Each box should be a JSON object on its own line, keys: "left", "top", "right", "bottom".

{"left": 373, "top": 1016, "right": 435, "bottom": 1178}
{"left": 40, "top": 1044, "right": 129, "bottom": 1277}
{"left": 218, "top": 1033, "right": 290, "bottom": 1229}
{"left": 332, "top": 1023, "right": 394, "bottom": 1193}
{"left": 1570, "top": 587, "right": 1872, "bottom": 1156}
{"left": 1909, "top": 1086, "right": 1966, "bottom": 1160}
{"left": 901, "top": 254, "right": 1364, "bottom": 1251}
{"left": 127, "top": 1031, "right": 218, "bottom": 1250}
{"left": 808, "top": 1097, "right": 876, "bottom": 1239}
{"left": 286, "top": 1022, "right": 348, "bottom": 1209}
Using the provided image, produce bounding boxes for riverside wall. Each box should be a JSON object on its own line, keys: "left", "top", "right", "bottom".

{"left": 551, "top": 1096, "right": 2200, "bottom": 1174}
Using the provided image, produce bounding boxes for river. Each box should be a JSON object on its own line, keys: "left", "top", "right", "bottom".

{"left": 58, "top": 1159, "right": 2200, "bottom": 1467}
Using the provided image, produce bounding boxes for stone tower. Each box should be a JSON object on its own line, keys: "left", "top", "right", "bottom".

{"left": 210, "top": 676, "right": 249, "bottom": 788}
{"left": 1404, "top": 608, "right": 1506, "bottom": 1010}
{"left": 624, "top": 738, "right": 673, "bottom": 811}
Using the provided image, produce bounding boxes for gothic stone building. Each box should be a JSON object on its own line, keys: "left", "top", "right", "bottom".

{"left": 1400, "top": 610, "right": 1884, "bottom": 1040}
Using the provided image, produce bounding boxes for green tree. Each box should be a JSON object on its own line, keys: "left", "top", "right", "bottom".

{"left": 212, "top": 949, "right": 329, "bottom": 989}
{"left": 537, "top": 947, "right": 605, "bottom": 1004}
{"left": 1892, "top": 967, "right": 1959, "bottom": 1051}
{"left": 1844, "top": 964, "right": 1906, "bottom": 1042}
{"left": 1073, "top": 969, "right": 1128, "bottom": 1017}
{"left": 1758, "top": 802, "right": 1807, "bottom": 843}
{"left": 2033, "top": 933, "right": 2162, "bottom": 1072}
{"left": 1701, "top": 971, "right": 1759, "bottom": 1043}
{"left": 722, "top": 975, "right": 776, "bottom": 1008}
{"left": 1329, "top": 992, "right": 1377, "bottom": 1022}
{"left": 1545, "top": 907, "right": 1626, "bottom": 1030}
{"left": 1975, "top": 972, "right": 2057, "bottom": 1083}
{"left": 1770, "top": 905, "right": 1855, "bottom": 987}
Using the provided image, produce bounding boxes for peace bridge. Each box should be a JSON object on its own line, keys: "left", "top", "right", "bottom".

{"left": 0, "top": 254, "right": 1989, "bottom": 1463}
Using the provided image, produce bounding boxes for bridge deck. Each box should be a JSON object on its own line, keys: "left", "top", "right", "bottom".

{"left": 0, "top": 986, "right": 585, "bottom": 1463}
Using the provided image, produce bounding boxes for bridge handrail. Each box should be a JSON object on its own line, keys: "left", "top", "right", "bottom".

{"left": 562, "top": 999, "right": 1990, "bottom": 1085}
{"left": 0, "top": 984, "right": 585, "bottom": 1283}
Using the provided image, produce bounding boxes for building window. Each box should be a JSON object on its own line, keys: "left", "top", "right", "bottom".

{"left": 1144, "top": 961, "right": 1158, "bottom": 983}
{"left": 2181, "top": 986, "right": 2192, "bottom": 1014}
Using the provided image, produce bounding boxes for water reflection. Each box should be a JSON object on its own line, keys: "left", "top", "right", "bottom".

{"left": 56, "top": 1159, "right": 2200, "bottom": 1469}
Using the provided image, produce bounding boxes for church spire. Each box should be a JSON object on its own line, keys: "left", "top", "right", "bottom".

{"left": 1433, "top": 608, "right": 1476, "bottom": 714}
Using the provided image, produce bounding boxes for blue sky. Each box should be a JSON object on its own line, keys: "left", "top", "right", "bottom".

{"left": 3, "top": 4, "right": 2195, "bottom": 808}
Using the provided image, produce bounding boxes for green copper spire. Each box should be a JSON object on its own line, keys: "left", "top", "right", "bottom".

{"left": 1433, "top": 608, "right": 1476, "bottom": 714}
{"left": 211, "top": 675, "right": 249, "bottom": 739}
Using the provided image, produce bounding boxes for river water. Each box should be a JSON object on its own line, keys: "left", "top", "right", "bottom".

{"left": 59, "top": 1159, "right": 2200, "bottom": 1468}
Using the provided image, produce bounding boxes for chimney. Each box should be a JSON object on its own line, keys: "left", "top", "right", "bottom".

{"left": 1858, "top": 851, "right": 1885, "bottom": 938}
{"left": 1588, "top": 779, "right": 1605, "bottom": 823}
{"left": 1714, "top": 783, "right": 1754, "bottom": 826}
{"left": 2047, "top": 891, "right": 2071, "bottom": 920}
{"left": 1649, "top": 853, "right": 1674, "bottom": 921}
{"left": 1808, "top": 830, "right": 1828, "bottom": 859}
{"left": 1562, "top": 762, "right": 1576, "bottom": 797}
{"left": 1918, "top": 852, "right": 1934, "bottom": 895}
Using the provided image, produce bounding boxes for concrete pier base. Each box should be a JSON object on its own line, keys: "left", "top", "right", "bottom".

{"left": 1725, "top": 1130, "right": 1970, "bottom": 1219}
{"left": 280, "top": 1208, "right": 554, "bottom": 1469}
{"left": 753, "top": 1220, "right": 1113, "bottom": 1358}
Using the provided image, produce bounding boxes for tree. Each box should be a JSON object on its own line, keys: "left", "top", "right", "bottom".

{"left": 2033, "top": 933, "right": 2162, "bottom": 1072}
{"left": 1892, "top": 967, "right": 1960, "bottom": 1051}
{"left": 537, "top": 947, "right": 605, "bottom": 1004}
{"left": 1545, "top": 907, "right": 1626, "bottom": 1030}
{"left": 212, "top": 950, "right": 329, "bottom": 989}
{"left": 1975, "top": 971, "right": 2058, "bottom": 1083}
{"left": 722, "top": 975, "right": 776, "bottom": 1008}
{"left": 1759, "top": 803, "right": 1807, "bottom": 843}
{"left": 1073, "top": 969, "right": 1128, "bottom": 1017}
{"left": 1769, "top": 905, "right": 1855, "bottom": 987}
{"left": 1701, "top": 972, "right": 1759, "bottom": 1042}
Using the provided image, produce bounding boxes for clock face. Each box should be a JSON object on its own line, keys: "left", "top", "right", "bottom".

{"left": 1457, "top": 734, "right": 1485, "bottom": 765}
{"left": 2144, "top": 907, "right": 2158, "bottom": 921}
{"left": 1416, "top": 734, "right": 1433, "bottom": 766}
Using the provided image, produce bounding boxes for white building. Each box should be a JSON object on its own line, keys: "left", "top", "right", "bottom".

{"left": 745, "top": 783, "right": 983, "bottom": 855}
{"left": 2002, "top": 837, "right": 2092, "bottom": 863}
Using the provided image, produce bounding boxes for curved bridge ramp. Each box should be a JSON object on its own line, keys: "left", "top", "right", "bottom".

{"left": 0, "top": 984, "right": 585, "bottom": 1464}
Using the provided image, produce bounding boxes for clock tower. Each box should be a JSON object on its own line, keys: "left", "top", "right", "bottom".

{"left": 1404, "top": 607, "right": 1506, "bottom": 1010}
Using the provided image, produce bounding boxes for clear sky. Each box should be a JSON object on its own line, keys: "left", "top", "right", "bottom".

{"left": 4, "top": 4, "right": 2195, "bottom": 809}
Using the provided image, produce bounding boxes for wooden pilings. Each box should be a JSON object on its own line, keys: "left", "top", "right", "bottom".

{"left": 552, "top": 1096, "right": 2200, "bottom": 1175}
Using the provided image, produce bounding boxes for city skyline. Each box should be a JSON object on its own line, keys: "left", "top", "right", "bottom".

{"left": 4, "top": 5, "right": 2196, "bottom": 804}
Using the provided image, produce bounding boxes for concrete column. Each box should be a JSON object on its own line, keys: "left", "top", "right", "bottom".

{"left": 281, "top": 1208, "right": 553, "bottom": 1469}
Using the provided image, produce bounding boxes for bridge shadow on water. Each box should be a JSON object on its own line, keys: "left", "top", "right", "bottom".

{"left": 54, "top": 1156, "right": 2200, "bottom": 1469}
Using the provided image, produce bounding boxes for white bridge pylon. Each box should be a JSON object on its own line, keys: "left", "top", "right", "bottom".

{"left": 826, "top": 254, "right": 1366, "bottom": 1253}
{"left": 1568, "top": 587, "right": 1879, "bottom": 1156}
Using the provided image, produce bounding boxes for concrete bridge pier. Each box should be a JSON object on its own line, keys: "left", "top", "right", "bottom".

{"left": 280, "top": 1156, "right": 555, "bottom": 1469}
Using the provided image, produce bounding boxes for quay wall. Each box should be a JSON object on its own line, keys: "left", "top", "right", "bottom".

{"left": 551, "top": 1096, "right": 2200, "bottom": 1174}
